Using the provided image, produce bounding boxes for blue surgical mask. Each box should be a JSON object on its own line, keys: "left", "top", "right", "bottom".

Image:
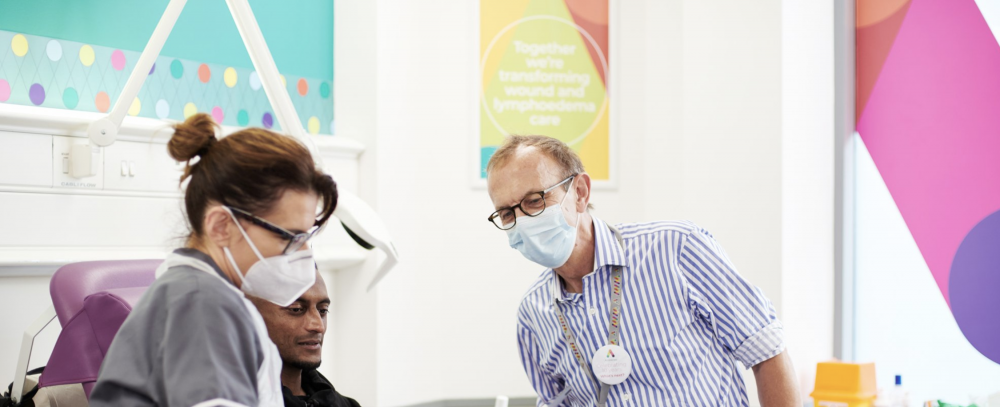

{"left": 505, "top": 186, "right": 580, "bottom": 268}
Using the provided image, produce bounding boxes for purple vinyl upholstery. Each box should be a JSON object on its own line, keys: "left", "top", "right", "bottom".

{"left": 37, "top": 260, "right": 161, "bottom": 398}
{"left": 48, "top": 260, "right": 160, "bottom": 327}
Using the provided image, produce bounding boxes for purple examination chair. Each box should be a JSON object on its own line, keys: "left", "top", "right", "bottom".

{"left": 10, "top": 260, "right": 160, "bottom": 403}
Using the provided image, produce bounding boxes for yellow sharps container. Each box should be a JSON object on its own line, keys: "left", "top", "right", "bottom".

{"left": 810, "top": 361, "right": 877, "bottom": 407}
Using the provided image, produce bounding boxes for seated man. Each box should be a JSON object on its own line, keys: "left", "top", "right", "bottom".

{"left": 248, "top": 271, "right": 361, "bottom": 407}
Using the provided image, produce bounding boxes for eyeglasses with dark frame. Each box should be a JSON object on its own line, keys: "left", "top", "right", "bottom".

{"left": 487, "top": 175, "right": 576, "bottom": 230}
{"left": 226, "top": 206, "right": 321, "bottom": 255}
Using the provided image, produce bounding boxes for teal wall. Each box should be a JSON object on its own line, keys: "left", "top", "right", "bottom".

{"left": 0, "top": 0, "right": 332, "bottom": 81}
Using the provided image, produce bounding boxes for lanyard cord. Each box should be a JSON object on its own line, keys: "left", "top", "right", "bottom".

{"left": 551, "top": 226, "right": 625, "bottom": 407}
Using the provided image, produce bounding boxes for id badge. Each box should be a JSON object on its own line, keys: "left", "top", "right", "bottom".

{"left": 591, "top": 344, "right": 632, "bottom": 385}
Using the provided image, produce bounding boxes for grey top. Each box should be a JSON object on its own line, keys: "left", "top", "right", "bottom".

{"left": 90, "top": 249, "right": 264, "bottom": 407}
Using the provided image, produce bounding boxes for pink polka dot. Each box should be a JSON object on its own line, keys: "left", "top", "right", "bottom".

{"left": 211, "top": 106, "right": 224, "bottom": 123}
{"left": 198, "top": 64, "right": 211, "bottom": 83}
{"left": 0, "top": 79, "right": 10, "bottom": 102}
{"left": 111, "top": 50, "right": 126, "bottom": 71}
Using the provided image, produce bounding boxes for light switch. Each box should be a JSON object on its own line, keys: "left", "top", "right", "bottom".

{"left": 102, "top": 140, "right": 181, "bottom": 193}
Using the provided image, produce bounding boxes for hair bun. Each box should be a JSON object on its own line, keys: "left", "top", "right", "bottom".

{"left": 168, "top": 113, "right": 218, "bottom": 162}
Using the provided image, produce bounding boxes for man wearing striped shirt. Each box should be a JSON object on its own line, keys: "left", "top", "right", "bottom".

{"left": 486, "top": 136, "right": 801, "bottom": 406}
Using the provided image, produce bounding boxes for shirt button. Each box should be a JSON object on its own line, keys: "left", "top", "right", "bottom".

{"left": 622, "top": 393, "right": 631, "bottom": 402}
{"left": 588, "top": 307, "right": 598, "bottom": 316}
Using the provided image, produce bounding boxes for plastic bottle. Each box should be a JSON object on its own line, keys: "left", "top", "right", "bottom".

{"left": 889, "top": 375, "right": 910, "bottom": 407}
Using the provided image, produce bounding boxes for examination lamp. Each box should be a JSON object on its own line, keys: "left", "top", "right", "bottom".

{"left": 77, "top": 0, "right": 399, "bottom": 291}
{"left": 334, "top": 193, "right": 401, "bottom": 291}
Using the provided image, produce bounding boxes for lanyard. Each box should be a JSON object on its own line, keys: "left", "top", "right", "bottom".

{"left": 551, "top": 226, "right": 625, "bottom": 407}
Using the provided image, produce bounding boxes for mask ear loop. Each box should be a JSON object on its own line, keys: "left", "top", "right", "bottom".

{"left": 560, "top": 177, "right": 582, "bottom": 229}
{"left": 220, "top": 207, "right": 269, "bottom": 288}
{"left": 222, "top": 246, "right": 246, "bottom": 286}
{"left": 223, "top": 207, "right": 267, "bottom": 261}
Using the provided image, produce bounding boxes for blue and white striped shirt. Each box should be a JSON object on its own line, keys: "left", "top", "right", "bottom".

{"left": 516, "top": 218, "right": 785, "bottom": 406}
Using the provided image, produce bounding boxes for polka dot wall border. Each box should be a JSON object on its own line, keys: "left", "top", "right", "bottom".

{"left": 0, "top": 31, "right": 333, "bottom": 134}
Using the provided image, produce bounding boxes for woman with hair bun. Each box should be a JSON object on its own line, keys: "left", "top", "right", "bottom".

{"left": 91, "top": 113, "right": 339, "bottom": 407}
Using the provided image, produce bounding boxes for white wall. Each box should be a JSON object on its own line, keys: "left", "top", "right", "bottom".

{"left": 334, "top": 0, "right": 835, "bottom": 406}
{"left": 781, "top": 0, "right": 836, "bottom": 398}
{"left": 330, "top": 1, "right": 380, "bottom": 405}
{"left": 370, "top": 2, "right": 531, "bottom": 404}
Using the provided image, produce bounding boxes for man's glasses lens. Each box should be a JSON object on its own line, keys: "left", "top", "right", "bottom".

{"left": 490, "top": 192, "right": 547, "bottom": 230}
{"left": 491, "top": 209, "right": 516, "bottom": 230}
{"left": 520, "top": 192, "right": 546, "bottom": 215}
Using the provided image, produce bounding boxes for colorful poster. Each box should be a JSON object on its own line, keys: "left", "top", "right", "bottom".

{"left": 479, "top": 0, "right": 610, "bottom": 180}
{"left": 856, "top": 0, "right": 1000, "bottom": 363}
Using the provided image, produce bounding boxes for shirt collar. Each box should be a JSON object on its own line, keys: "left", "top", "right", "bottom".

{"left": 592, "top": 217, "right": 628, "bottom": 270}
{"left": 549, "top": 217, "right": 627, "bottom": 306}
{"left": 301, "top": 369, "right": 334, "bottom": 394}
{"left": 281, "top": 369, "right": 336, "bottom": 405}
{"left": 170, "top": 248, "right": 233, "bottom": 285}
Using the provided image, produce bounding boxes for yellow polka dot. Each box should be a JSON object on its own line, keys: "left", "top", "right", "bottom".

{"left": 11, "top": 34, "right": 28, "bottom": 57}
{"left": 307, "top": 116, "right": 320, "bottom": 135}
{"left": 224, "top": 67, "right": 238, "bottom": 88}
{"left": 183, "top": 102, "right": 198, "bottom": 118}
{"left": 280, "top": 75, "right": 287, "bottom": 87}
{"left": 79, "top": 45, "right": 95, "bottom": 66}
{"left": 128, "top": 97, "right": 141, "bottom": 116}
